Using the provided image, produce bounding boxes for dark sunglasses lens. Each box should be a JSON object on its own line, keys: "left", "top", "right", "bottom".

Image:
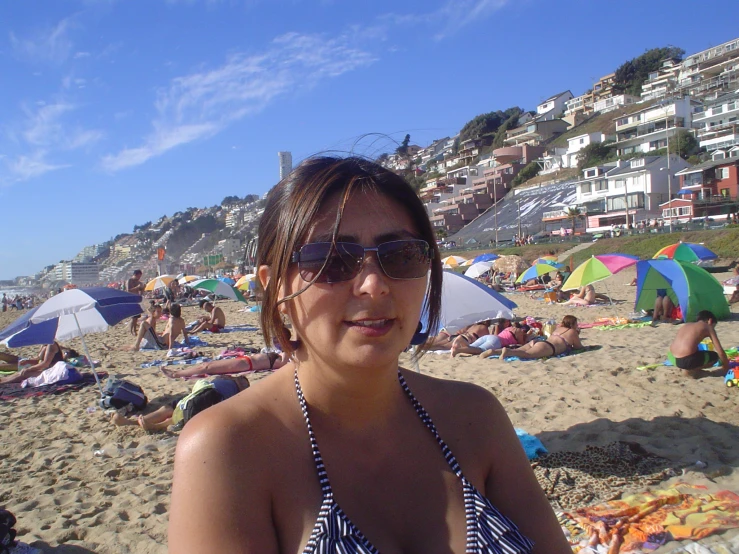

{"left": 377, "top": 241, "right": 431, "bottom": 279}
{"left": 298, "top": 243, "right": 363, "bottom": 283}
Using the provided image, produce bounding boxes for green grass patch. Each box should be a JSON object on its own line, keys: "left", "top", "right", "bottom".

{"left": 568, "top": 228, "right": 739, "bottom": 267}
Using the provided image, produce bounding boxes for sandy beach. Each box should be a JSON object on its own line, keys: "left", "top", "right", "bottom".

{"left": 1, "top": 266, "right": 738, "bottom": 553}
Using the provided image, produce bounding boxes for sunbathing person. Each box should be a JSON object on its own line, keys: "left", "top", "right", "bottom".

{"left": 496, "top": 315, "right": 583, "bottom": 360}
{"left": 651, "top": 289, "right": 677, "bottom": 324}
{"left": 425, "top": 322, "right": 487, "bottom": 351}
{"left": 730, "top": 286, "right": 739, "bottom": 305}
{"left": 112, "top": 376, "right": 251, "bottom": 432}
{"left": 668, "top": 310, "right": 729, "bottom": 378}
{"left": 447, "top": 320, "right": 494, "bottom": 355}
{"left": 120, "top": 305, "right": 167, "bottom": 351}
{"left": 563, "top": 284, "right": 596, "bottom": 305}
{"left": 161, "top": 351, "right": 289, "bottom": 378}
{"left": 0, "top": 342, "right": 69, "bottom": 384}
{"left": 160, "top": 303, "right": 189, "bottom": 349}
{"left": 191, "top": 300, "right": 226, "bottom": 333}
{"left": 452, "top": 324, "right": 530, "bottom": 357}
{"left": 722, "top": 266, "right": 739, "bottom": 287}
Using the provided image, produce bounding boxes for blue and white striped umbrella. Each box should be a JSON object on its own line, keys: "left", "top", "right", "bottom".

{"left": 0, "top": 288, "right": 143, "bottom": 395}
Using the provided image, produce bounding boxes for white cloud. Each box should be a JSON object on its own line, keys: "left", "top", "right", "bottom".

{"left": 9, "top": 18, "right": 75, "bottom": 64}
{"left": 101, "top": 31, "right": 375, "bottom": 171}
{"left": 6, "top": 151, "right": 69, "bottom": 180}
{"left": 23, "top": 102, "right": 76, "bottom": 146}
{"left": 73, "top": 51, "right": 91, "bottom": 59}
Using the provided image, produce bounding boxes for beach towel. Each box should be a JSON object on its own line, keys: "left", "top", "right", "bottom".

{"left": 560, "top": 482, "right": 739, "bottom": 553}
{"left": 140, "top": 357, "right": 212, "bottom": 369}
{"left": 501, "top": 345, "right": 600, "bottom": 362}
{"left": 21, "top": 362, "right": 82, "bottom": 388}
{"left": 594, "top": 321, "right": 654, "bottom": 331}
{"left": 0, "top": 372, "right": 107, "bottom": 402}
{"left": 531, "top": 442, "right": 679, "bottom": 511}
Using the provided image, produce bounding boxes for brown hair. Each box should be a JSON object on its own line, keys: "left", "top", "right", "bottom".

{"left": 561, "top": 315, "right": 578, "bottom": 329}
{"left": 257, "top": 156, "right": 442, "bottom": 358}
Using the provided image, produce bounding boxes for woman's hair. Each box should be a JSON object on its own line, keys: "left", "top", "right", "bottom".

{"left": 257, "top": 155, "right": 442, "bottom": 358}
{"left": 63, "top": 348, "right": 80, "bottom": 360}
{"left": 561, "top": 315, "right": 578, "bottom": 329}
{"left": 147, "top": 304, "right": 161, "bottom": 315}
{"left": 170, "top": 303, "right": 182, "bottom": 318}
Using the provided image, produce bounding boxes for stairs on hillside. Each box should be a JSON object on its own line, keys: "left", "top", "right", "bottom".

{"left": 556, "top": 242, "right": 592, "bottom": 263}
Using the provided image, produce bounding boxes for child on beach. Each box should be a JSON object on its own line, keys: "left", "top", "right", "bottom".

{"left": 668, "top": 310, "right": 729, "bottom": 378}
{"left": 190, "top": 300, "right": 226, "bottom": 333}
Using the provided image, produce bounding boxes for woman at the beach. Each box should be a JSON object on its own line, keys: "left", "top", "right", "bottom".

{"left": 451, "top": 324, "right": 530, "bottom": 357}
{"left": 0, "top": 342, "right": 67, "bottom": 384}
{"left": 161, "top": 351, "right": 288, "bottom": 378}
{"left": 563, "top": 284, "right": 596, "bottom": 305}
{"left": 120, "top": 304, "right": 167, "bottom": 351}
{"left": 497, "top": 315, "right": 583, "bottom": 360}
{"left": 168, "top": 156, "right": 569, "bottom": 553}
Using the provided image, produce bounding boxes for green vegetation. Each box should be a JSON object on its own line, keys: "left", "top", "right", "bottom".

{"left": 577, "top": 142, "right": 614, "bottom": 170}
{"left": 492, "top": 111, "right": 523, "bottom": 148}
{"left": 396, "top": 134, "right": 411, "bottom": 156}
{"left": 668, "top": 130, "right": 700, "bottom": 158}
{"left": 565, "top": 207, "right": 583, "bottom": 235}
{"left": 459, "top": 107, "right": 522, "bottom": 143}
{"left": 511, "top": 161, "right": 540, "bottom": 187}
{"left": 570, "top": 228, "right": 739, "bottom": 266}
{"left": 165, "top": 215, "right": 220, "bottom": 259}
{"left": 613, "top": 46, "right": 685, "bottom": 96}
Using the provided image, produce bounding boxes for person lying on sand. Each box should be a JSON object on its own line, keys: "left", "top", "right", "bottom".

{"left": 191, "top": 300, "right": 226, "bottom": 333}
{"left": 161, "top": 351, "right": 288, "bottom": 378}
{"left": 668, "top": 310, "right": 729, "bottom": 379}
{"left": 446, "top": 320, "right": 494, "bottom": 355}
{"left": 491, "top": 315, "right": 584, "bottom": 360}
{"left": 729, "top": 285, "right": 739, "bottom": 305}
{"left": 0, "top": 343, "right": 76, "bottom": 385}
{"left": 425, "top": 322, "right": 486, "bottom": 351}
{"left": 112, "top": 376, "right": 250, "bottom": 432}
{"left": 451, "top": 324, "right": 530, "bottom": 357}
{"left": 562, "top": 284, "right": 610, "bottom": 306}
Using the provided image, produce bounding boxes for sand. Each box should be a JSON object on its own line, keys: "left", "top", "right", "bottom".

{"left": 1, "top": 268, "right": 738, "bottom": 553}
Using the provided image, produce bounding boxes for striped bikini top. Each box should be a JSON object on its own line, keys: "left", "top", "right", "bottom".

{"left": 295, "top": 369, "right": 534, "bottom": 554}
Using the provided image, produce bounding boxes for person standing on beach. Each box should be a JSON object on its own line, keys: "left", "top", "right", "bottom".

{"left": 668, "top": 310, "right": 730, "bottom": 378}
{"left": 127, "top": 269, "right": 145, "bottom": 335}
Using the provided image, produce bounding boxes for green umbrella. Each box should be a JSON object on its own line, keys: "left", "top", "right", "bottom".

{"left": 561, "top": 258, "right": 613, "bottom": 291}
{"left": 189, "top": 279, "right": 246, "bottom": 303}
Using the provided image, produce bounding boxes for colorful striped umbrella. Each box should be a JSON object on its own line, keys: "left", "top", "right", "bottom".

{"left": 515, "top": 263, "right": 560, "bottom": 284}
{"left": 653, "top": 242, "right": 717, "bottom": 263}
{"left": 145, "top": 275, "right": 176, "bottom": 291}
{"left": 561, "top": 258, "right": 613, "bottom": 291}
{"left": 592, "top": 253, "right": 639, "bottom": 274}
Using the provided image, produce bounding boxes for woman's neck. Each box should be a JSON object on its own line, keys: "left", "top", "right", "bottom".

{"left": 294, "top": 357, "right": 404, "bottom": 433}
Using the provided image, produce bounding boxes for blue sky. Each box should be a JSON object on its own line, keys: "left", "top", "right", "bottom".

{"left": 1, "top": 0, "right": 738, "bottom": 280}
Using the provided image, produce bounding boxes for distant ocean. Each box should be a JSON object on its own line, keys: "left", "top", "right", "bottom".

{"left": 0, "top": 287, "right": 41, "bottom": 299}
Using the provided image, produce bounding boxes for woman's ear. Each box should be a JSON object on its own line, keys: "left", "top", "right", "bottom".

{"left": 257, "top": 265, "right": 271, "bottom": 291}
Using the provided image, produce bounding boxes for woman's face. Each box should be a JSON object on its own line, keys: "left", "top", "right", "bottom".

{"left": 283, "top": 189, "right": 429, "bottom": 371}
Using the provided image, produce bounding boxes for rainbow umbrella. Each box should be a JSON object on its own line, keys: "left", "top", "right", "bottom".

{"left": 533, "top": 258, "right": 562, "bottom": 267}
{"left": 515, "top": 263, "right": 560, "bottom": 284}
{"left": 441, "top": 255, "right": 467, "bottom": 268}
{"left": 593, "top": 253, "right": 639, "bottom": 274}
{"left": 235, "top": 274, "right": 257, "bottom": 290}
{"left": 144, "top": 275, "right": 176, "bottom": 291}
{"left": 653, "top": 242, "right": 717, "bottom": 263}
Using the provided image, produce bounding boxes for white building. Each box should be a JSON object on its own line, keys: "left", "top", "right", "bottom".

{"left": 536, "top": 91, "right": 573, "bottom": 121}
{"left": 613, "top": 97, "right": 699, "bottom": 157}
{"left": 213, "top": 238, "right": 242, "bottom": 261}
{"left": 692, "top": 90, "right": 739, "bottom": 152}
{"left": 225, "top": 208, "right": 244, "bottom": 228}
{"left": 52, "top": 262, "right": 100, "bottom": 285}
{"left": 574, "top": 156, "right": 690, "bottom": 229}
{"left": 677, "top": 37, "right": 739, "bottom": 99}
{"left": 592, "top": 94, "right": 639, "bottom": 114}
{"left": 278, "top": 151, "right": 293, "bottom": 180}
{"left": 640, "top": 58, "right": 682, "bottom": 102}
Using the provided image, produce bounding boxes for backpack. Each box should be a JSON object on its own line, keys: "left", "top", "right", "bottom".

{"left": 171, "top": 380, "right": 224, "bottom": 427}
{"left": 100, "top": 376, "right": 148, "bottom": 411}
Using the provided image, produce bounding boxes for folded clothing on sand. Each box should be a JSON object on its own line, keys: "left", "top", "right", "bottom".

{"left": 560, "top": 483, "right": 739, "bottom": 552}
{"left": 516, "top": 429, "right": 547, "bottom": 460}
{"left": 0, "top": 372, "right": 107, "bottom": 402}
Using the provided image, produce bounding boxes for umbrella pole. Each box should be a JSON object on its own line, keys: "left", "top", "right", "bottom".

{"left": 73, "top": 314, "right": 105, "bottom": 397}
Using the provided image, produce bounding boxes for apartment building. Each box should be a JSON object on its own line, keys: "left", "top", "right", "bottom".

{"left": 692, "top": 90, "right": 739, "bottom": 152}
{"left": 640, "top": 58, "right": 682, "bottom": 102}
{"left": 669, "top": 154, "right": 739, "bottom": 220}
{"left": 677, "top": 37, "right": 739, "bottom": 99}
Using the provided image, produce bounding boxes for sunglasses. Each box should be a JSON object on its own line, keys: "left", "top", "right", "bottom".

{"left": 291, "top": 239, "right": 432, "bottom": 284}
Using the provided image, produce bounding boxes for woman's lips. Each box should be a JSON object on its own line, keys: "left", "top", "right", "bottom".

{"left": 344, "top": 318, "right": 394, "bottom": 337}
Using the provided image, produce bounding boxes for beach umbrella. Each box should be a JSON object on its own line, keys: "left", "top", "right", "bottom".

{"left": 561, "top": 257, "right": 615, "bottom": 292}
{"left": 441, "top": 255, "right": 467, "bottom": 268}
{"left": 0, "top": 288, "right": 143, "bottom": 396}
{"left": 533, "top": 258, "right": 562, "bottom": 267}
{"left": 635, "top": 260, "right": 729, "bottom": 322}
{"left": 218, "top": 276, "right": 236, "bottom": 286}
{"left": 189, "top": 279, "right": 246, "bottom": 302}
{"left": 416, "top": 270, "right": 517, "bottom": 337}
{"left": 234, "top": 274, "right": 256, "bottom": 289}
{"left": 178, "top": 275, "right": 201, "bottom": 284}
{"left": 515, "top": 263, "right": 560, "bottom": 284}
{"left": 464, "top": 261, "right": 495, "bottom": 279}
{"left": 145, "top": 275, "right": 175, "bottom": 291}
{"left": 593, "top": 253, "right": 639, "bottom": 274}
{"left": 653, "top": 242, "right": 717, "bottom": 263}
{"left": 472, "top": 253, "right": 499, "bottom": 264}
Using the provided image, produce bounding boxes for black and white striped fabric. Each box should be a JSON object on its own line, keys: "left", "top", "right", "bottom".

{"left": 295, "top": 370, "right": 534, "bottom": 554}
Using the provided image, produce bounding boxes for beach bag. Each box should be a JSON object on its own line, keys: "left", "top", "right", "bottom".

{"left": 172, "top": 380, "right": 223, "bottom": 427}
{"left": 100, "top": 376, "right": 148, "bottom": 411}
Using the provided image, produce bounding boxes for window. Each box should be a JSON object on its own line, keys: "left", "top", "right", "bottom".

{"left": 581, "top": 183, "right": 592, "bottom": 194}
{"left": 595, "top": 180, "right": 608, "bottom": 191}
{"left": 585, "top": 169, "right": 596, "bottom": 177}
{"left": 614, "top": 179, "right": 625, "bottom": 189}
{"left": 580, "top": 138, "right": 585, "bottom": 144}
{"left": 630, "top": 158, "right": 645, "bottom": 168}
{"left": 713, "top": 151, "right": 726, "bottom": 160}
{"left": 716, "top": 167, "right": 730, "bottom": 179}
{"left": 721, "top": 188, "right": 730, "bottom": 197}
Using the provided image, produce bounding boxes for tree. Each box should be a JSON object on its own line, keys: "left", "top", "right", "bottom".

{"left": 512, "top": 161, "right": 540, "bottom": 187}
{"left": 613, "top": 46, "right": 685, "bottom": 96}
{"left": 396, "top": 134, "right": 411, "bottom": 157}
{"left": 221, "top": 195, "right": 240, "bottom": 206}
{"left": 459, "top": 107, "right": 523, "bottom": 143}
{"left": 435, "top": 228, "right": 448, "bottom": 240}
{"left": 577, "top": 142, "right": 614, "bottom": 170}
{"left": 668, "top": 130, "right": 699, "bottom": 159}
{"left": 565, "top": 207, "right": 583, "bottom": 235}
{"left": 492, "top": 111, "right": 522, "bottom": 148}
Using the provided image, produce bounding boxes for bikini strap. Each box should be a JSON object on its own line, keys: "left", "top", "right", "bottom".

{"left": 294, "top": 369, "right": 333, "bottom": 497}
{"left": 397, "top": 371, "right": 464, "bottom": 479}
